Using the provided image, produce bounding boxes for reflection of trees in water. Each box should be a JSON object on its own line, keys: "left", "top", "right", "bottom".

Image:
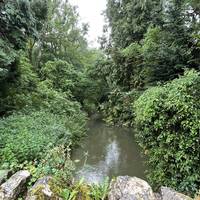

{"left": 105, "top": 140, "right": 120, "bottom": 174}
{"left": 76, "top": 139, "right": 120, "bottom": 184}
{"left": 73, "top": 121, "right": 146, "bottom": 184}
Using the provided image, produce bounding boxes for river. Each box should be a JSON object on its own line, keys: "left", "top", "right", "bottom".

{"left": 72, "top": 118, "right": 146, "bottom": 184}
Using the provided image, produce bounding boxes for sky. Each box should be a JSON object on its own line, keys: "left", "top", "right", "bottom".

{"left": 69, "top": 0, "right": 107, "bottom": 47}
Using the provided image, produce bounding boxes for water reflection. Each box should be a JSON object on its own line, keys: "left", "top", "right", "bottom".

{"left": 105, "top": 140, "right": 120, "bottom": 171}
{"left": 72, "top": 119, "right": 146, "bottom": 184}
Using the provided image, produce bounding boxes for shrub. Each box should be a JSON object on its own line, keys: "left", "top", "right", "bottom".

{"left": 41, "top": 60, "right": 78, "bottom": 92}
{"left": 1, "top": 55, "right": 87, "bottom": 145}
{"left": 101, "top": 88, "right": 142, "bottom": 126}
{"left": 2, "top": 55, "right": 86, "bottom": 118}
{"left": 26, "top": 146, "right": 75, "bottom": 185}
{"left": 135, "top": 70, "right": 200, "bottom": 195}
{"left": 0, "top": 111, "right": 78, "bottom": 169}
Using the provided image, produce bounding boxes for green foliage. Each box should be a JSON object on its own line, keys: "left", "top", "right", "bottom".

{"left": 106, "top": 0, "right": 163, "bottom": 48}
{"left": 60, "top": 188, "right": 78, "bottom": 200}
{"left": 0, "top": 38, "right": 17, "bottom": 81}
{"left": 0, "top": 2, "right": 106, "bottom": 198}
{"left": 101, "top": 89, "right": 141, "bottom": 126}
{"left": 0, "top": 0, "right": 105, "bottom": 117}
{"left": 59, "top": 178, "right": 110, "bottom": 200}
{"left": 98, "top": 0, "right": 200, "bottom": 129}
{"left": 0, "top": 0, "right": 199, "bottom": 197}
{"left": 142, "top": 26, "right": 192, "bottom": 83}
{"left": 1, "top": 54, "right": 87, "bottom": 141}
{"left": 0, "top": 0, "right": 36, "bottom": 49}
{"left": 0, "top": 53, "right": 38, "bottom": 114}
{"left": 101, "top": 41, "right": 146, "bottom": 92}
{"left": 135, "top": 70, "right": 200, "bottom": 194}
{"left": 90, "top": 178, "right": 110, "bottom": 200}
{"left": 0, "top": 54, "right": 87, "bottom": 174}
{"left": 26, "top": 146, "right": 75, "bottom": 184}
{"left": 74, "top": 53, "right": 109, "bottom": 113}
{"left": 38, "top": 0, "right": 88, "bottom": 67}
{"left": 30, "top": 0, "right": 48, "bottom": 31}
{"left": 141, "top": 0, "right": 199, "bottom": 84}
{"left": 60, "top": 179, "right": 89, "bottom": 200}
{"left": 41, "top": 60, "right": 78, "bottom": 92}
{"left": 0, "top": 0, "right": 46, "bottom": 83}
{"left": 0, "top": 111, "right": 74, "bottom": 169}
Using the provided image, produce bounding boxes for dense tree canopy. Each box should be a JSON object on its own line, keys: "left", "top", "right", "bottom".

{"left": 106, "top": 0, "right": 163, "bottom": 48}
{"left": 101, "top": 0, "right": 199, "bottom": 89}
{"left": 0, "top": 0, "right": 47, "bottom": 80}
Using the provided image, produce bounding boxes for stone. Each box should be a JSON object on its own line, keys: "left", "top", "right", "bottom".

{"left": 108, "top": 176, "right": 156, "bottom": 200}
{"left": 26, "top": 176, "right": 62, "bottom": 200}
{"left": 0, "top": 170, "right": 11, "bottom": 185}
{"left": 154, "top": 192, "right": 162, "bottom": 200}
{"left": 0, "top": 170, "right": 30, "bottom": 200}
{"left": 161, "top": 187, "right": 192, "bottom": 200}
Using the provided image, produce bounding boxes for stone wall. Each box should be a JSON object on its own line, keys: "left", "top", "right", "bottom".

{"left": 108, "top": 176, "right": 193, "bottom": 200}
{"left": 0, "top": 170, "right": 194, "bottom": 200}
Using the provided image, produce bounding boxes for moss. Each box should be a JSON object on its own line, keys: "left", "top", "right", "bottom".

{"left": 29, "top": 179, "right": 61, "bottom": 200}
{"left": 76, "top": 184, "right": 91, "bottom": 200}
{"left": 49, "top": 178, "right": 63, "bottom": 197}
{"left": 30, "top": 185, "right": 46, "bottom": 200}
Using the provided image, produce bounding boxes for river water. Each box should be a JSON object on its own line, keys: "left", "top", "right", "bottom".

{"left": 72, "top": 119, "right": 146, "bottom": 184}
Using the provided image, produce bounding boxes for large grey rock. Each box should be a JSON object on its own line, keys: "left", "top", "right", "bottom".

{"left": 0, "top": 170, "right": 30, "bottom": 200}
{"left": 108, "top": 176, "right": 156, "bottom": 200}
{"left": 161, "top": 187, "right": 192, "bottom": 200}
{"left": 0, "top": 170, "right": 11, "bottom": 185}
{"left": 26, "top": 176, "right": 62, "bottom": 200}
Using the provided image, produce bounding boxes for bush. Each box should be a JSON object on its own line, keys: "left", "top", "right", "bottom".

{"left": 101, "top": 89, "right": 142, "bottom": 126}
{"left": 1, "top": 55, "right": 87, "bottom": 145}
{"left": 135, "top": 70, "right": 200, "bottom": 195}
{"left": 41, "top": 60, "right": 78, "bottom": 92}
{"left": 2, "top": 55, "right": 86, "bottom": 116}
{"left": 0, "top": 111, "right": 80, "bottom": 169}
{"left": 26, "top": 145, "right": 75, "bottom": 185}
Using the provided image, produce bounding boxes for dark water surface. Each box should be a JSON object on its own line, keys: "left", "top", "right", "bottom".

{"left": 72, "top": 119, "right": 146, "bottom": 184}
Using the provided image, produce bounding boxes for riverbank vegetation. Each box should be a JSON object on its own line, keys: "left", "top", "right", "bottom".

{"left": 0, "top": 0, "right": 111, "bottom": 199}
{"left": 0, "top": 0, "right": 199, "bottom": 198}
{"left": 0, "top": 0, "right": 98, "bottom": 191}
{"left": 98, "top": 0, "right": 200, "bottom": 196}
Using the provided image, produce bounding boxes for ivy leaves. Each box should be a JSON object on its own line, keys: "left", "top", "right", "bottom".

{"left": 135, "top": 70, "right": 200, "bottom": 195}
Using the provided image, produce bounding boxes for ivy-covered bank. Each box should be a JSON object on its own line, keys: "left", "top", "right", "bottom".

{"left": 135, "top": 70, "right": 200, "bottom": 195}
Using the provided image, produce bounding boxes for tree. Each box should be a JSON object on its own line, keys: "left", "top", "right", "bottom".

{"left": 101, "top": 0, "right": 199, "bottom": 89}
{"left": 100, "top": 0, "right": 164, "bottom": 91}
{"left": 0, "top": 0, "right": 35, "bottom": 81}
{"left": 99, "top": 0, "right": 200, "bottom": 125}
{"left": 142, "top": 0, "right": 199, "bottom": 84}
{"left": 0, "top": 0, "right": 47, "bottom": 114}
{"left": 105, "top": 0, "right": 163, "bottom": 48}
{"left": 36, "top": 0, "right": 89, "bottom": 69}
